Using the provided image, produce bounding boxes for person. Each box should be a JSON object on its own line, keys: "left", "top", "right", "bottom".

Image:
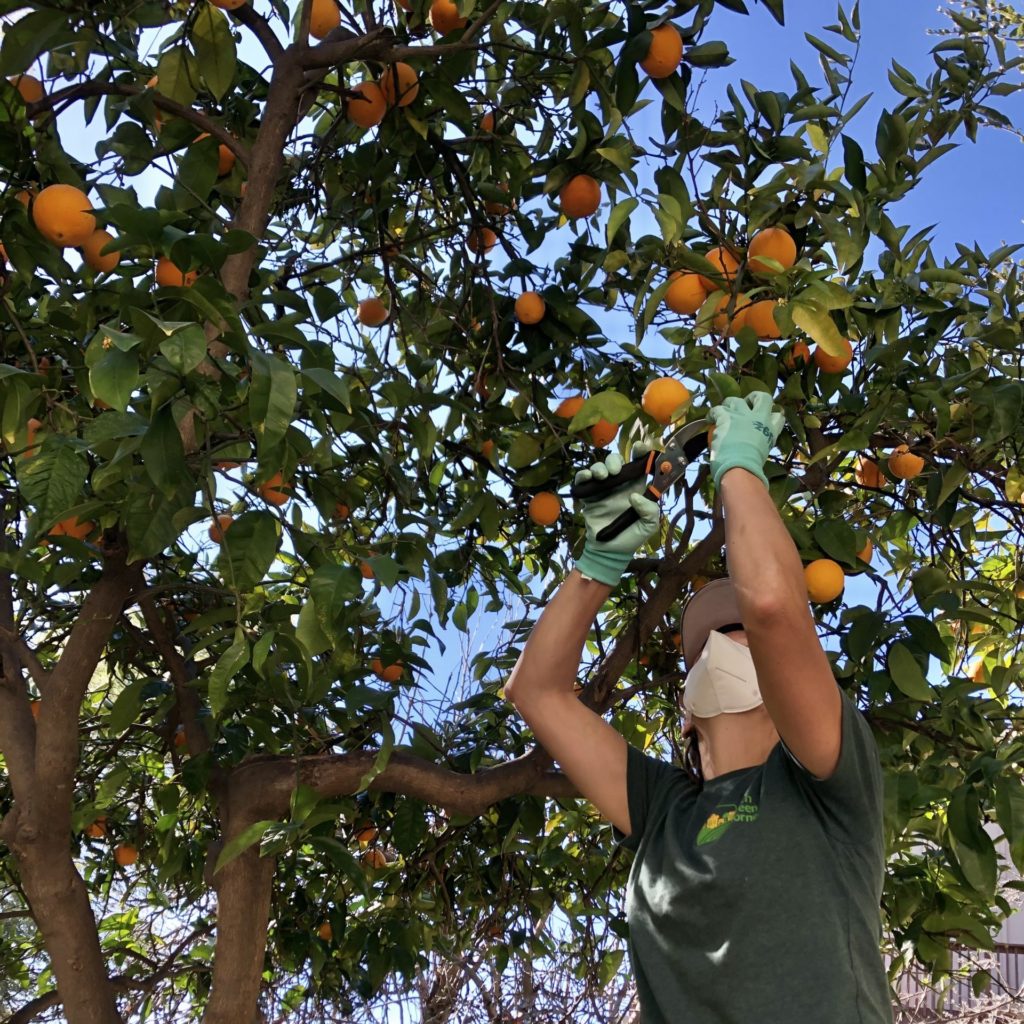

{"left": 506, "top": 392, "right": 894, "bottom": 1023}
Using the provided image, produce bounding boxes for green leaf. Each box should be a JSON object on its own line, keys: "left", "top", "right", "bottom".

{"left": 106, "top": 678, "right": 148, "bottom": 734}
{"left": 1005, "top": 466, "right": 1024, "bottom": 503}
{"left": 0, "top": 9, "right": 69, "bottom": 75}
{"left": 310, "top": 564, "right": 360, "bottom": 630}
{"left": 123, "top": 489, "right": 193, "bottom": 563}
{"left": 813, "top": 520, "right": 858, "bottom": 565}
{"left": 216, "top": 511, "right": 280, "bottom": 592}
{"left": 19, "top": 442, "right": 89, "bottom": 524}
{"left": 90, "top": 347, "right": 140, "bottom": 413}
{"left": 806, "top": 123, "right": 828, "bottom": 153}
{"left": 886, "top": 642, "right": 934, "bottom": 702}
{"left": 567, "top": 391, "right": 635, "bottom": 432}
{"left": 296, "top": 599, "right": 332, "bottom": 657}
{"left": 946, "top": 785, "right": 998, "bottom": 898}
{"left": 155, "top": 48, "right": 198, "bottom": 107}
{"left": 936, "top": 461, "right": 969, "bottom": 508}
{"left": 208, "top": 627, "right": 250, "bottom": 718}
{"left": 213, "top": 820, "right": 278, "bottom": 875}
{"left": 684, "top": 41, "right": 731, "bottom": 67}
{"left": 141, "top": 406, "right": 194, "bottom": 499}
{"left": 507, "top": 434, "right": 542, "bottom": 469}
{"left": 191, "top": 4, "right": 237, "bottom": 100}
{"left": 606, "top": 198, "right": 638, "bottom": 246}
{"left": 790, "top": 302, "right": 845, "bottom": 354}
{"left": 392, "top": 798, "right": 428, "bottom": 855}
{"left": 249, "top": 352, "right": 297, "bottom": 456}
{"left": 302, "top": 367, "right": 352, "bottom": 411}
{"left": 159, "top": 325, "right": 208, "bottom": 376}
{"left": 355, "top": 717, "right": 395, "bottom": 793}
{"left": 841, "top": 134, "right": 867, "bottom": 190}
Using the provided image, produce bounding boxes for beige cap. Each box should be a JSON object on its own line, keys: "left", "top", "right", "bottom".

{"left": 679, "top": 577, "right": 743, "bottom": 670}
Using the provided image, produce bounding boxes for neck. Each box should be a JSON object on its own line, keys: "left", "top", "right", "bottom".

{"left": 698, "top": 706, "right": 779, "bottom": 781}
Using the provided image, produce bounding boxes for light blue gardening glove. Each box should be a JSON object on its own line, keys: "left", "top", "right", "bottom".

{"left": 708, "top": 391, "right": 785, "bottom": 490}
{"left": 574, "top": 442, "right": 661, "bottom": 587}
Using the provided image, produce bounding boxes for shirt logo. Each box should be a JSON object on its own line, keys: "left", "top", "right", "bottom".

{"left": 696, "top": 789, "right": 760, "bottom": 846}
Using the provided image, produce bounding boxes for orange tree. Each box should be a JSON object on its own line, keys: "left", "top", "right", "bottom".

{"left": 1, "top": 0, "right": 1023, "bottom": 1021}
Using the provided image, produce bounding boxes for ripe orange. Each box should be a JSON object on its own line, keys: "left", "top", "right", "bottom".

{"left": 744, "top": 299, "right": 782, "bottom": 339}
{"left": 782, "top": 340, "right": 810, "bottom": 370}
{"left": 49, "top": 516, "right": 95, "bottom": 540}
{"left": 10, "top": 74, "right": 44, "bottom": 104}
{"left": 515, "top": 291, "right": 545, "bottom": 324}
{"left": 16, "top": 188, "right": 34, "bottom": 207}
{"left": 480, "top": 439, "right": 495, "bottom": 459}
{"left": 804, "top": 559, "right": 845, "bottom": 603}
{"left": 747, "top": 226, "right": 797, "bottom": 274}
{"left": 483, "top": 182, "right": 511, "bottom": 216}
{"left": 114, "top": 844, "right": 138, "bottom": 867}
{"left": 967, "top": 658, "right": 985, "bottom": 683}
{"left": 82, "top": 229, "right": 120, "bottom": 273}
{"left": 215, "top": 460, "right": 241, "bottom": 470}
{"left": 555, "top": 395, "right": 585, "bottom": 419}
{"left": 355, "top": 823, "right": 378, "bottom": 845}
{"left": 589, "top": 419, "right": 618, "bottom": 448}
{"left": 310, "top": 0, "right": 340, "bottom": 38}
{"left": 480, "top": 110, "right": 495, "bottom": 132}
{"left": 211, "top": 0, "right": 246, "bottom": 8}
{"left": 854, "top": 456, "right": 884, "bottom": 489}
{"left": 362, "top": 849, "right": 387, "bottom": 869}
{"left": 32, "top": 184, "right": 96, "bottom": 247}
{"left": 466, "top": 227, "right": 497, "bottom": 254}
{"left": 528, "top": 491, "right": 561, "bottom": 526}
{"left": 888, "top": 444, "right": 925, "bottom": 480}
{"left": 317, "top": 922, "right": 333, "bottom": 941}
{"left": 334, "top": 501, "right": 350, "bottom": 520}
{"left": 642, "top": 377, "right": 690, "bottom": 425}
{"left": 857, "top": 537, "right": 873, "bottom": 563}
{"left": 429, "top": 0, "right": 467, "bottom": 33}
{"left": 358, "top": 297, "right": 389, "bottom": 326}
{"left": 710, "top": 292, "right": 748, "bottom": 336}
{"left": 173, "top": 725, "right": 187, "bottom": 748}
{"left": 359, "top": 560, "right": 375, "bottom": 580}
{"left": 347, "top": 81, "right": 386, "bottom": 128}
{"left": 84, "top": 817, "right": 107, "bottom": 839}
{"left": 639, "top": 24, "right": 683, "bottom": 78}
{"left": 813, "top": 338, "right": 853, "bottom": 373}
{"left": 25, "top": 417, "right": 42, "bottom": 457}
{"left": 193, "top": 133, "right": 236, "bottom": 176}
{"left": 379, "top": 62, "right": 419, "bottom": 107}
{"left": 665, "top": 271, "right": 707, "bottom": 315}
{"left": 371, "top": 658, "right": 404, "bottom": 682}
{"left": 258, "top": 471, "right": 291, "bottom": 506}
{"left": 155, "top": 257, "right": 197, "bottom": 287}
{"left": 698, "top": 246, "right": 740, "bottom": 291}
{"left": 559, "top": 174, "right": 601, "bottom": 219}
{"left": 209, "top": 514, "right": 233, "bottom": 543}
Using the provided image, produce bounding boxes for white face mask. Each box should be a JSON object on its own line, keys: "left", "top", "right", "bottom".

{"left": 682, "top": 629, "right": 764, "bottom": 718}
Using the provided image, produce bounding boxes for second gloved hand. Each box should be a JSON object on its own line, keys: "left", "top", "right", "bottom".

{"left": 707, "top": 391, "right": 785, "bottom": 490}
{"left": 574, "top": 443, "right": 661, "bottom": 587}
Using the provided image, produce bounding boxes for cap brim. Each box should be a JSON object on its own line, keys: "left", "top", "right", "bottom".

{"left": 680, "top": 577, "right": 743, "bottom": 669}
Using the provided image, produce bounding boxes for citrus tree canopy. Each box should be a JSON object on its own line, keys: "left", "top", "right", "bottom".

{"left": 1, "top": 0, "right": 1023, "bottom": 1021}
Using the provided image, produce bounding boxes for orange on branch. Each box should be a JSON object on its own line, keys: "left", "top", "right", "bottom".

{"left": 888, "top": 444, "right": 925, "bottom": 480}
{"left": 334, "top": 501, "right": 350, "bottom": 520}
{"left": 429, "top": 0, "right": 467, "bottom": 32}
{"left": 804, "top": 559, "right": 845, "bottom": 603}
{"left": 744, "top": 299, "right": 782, "bottom": 339}
{"left": 514, "top": 291, "right": 545, "bottom": 324}
{"left": 346, "top": 81, "right": 386, "bottom": 128}
{"left": 555, "top": 395, "right": 585, "bottom": 419}
{"left": 357, "top": 297, "right": 389, "bottom": 326}
{"left": 854, "top": 456, "right": 885, "bottom": 489}
{"left": 480, "top": 439, "right": 495, "bottom": 459}
{"left": 639, "top": 24, "right": 683, "bottom": 79}
{"left": 317, "top": 922, "right": 333, "bottom": 941}
{"left": 192, "top": 133, "right": 236, "bottom": 175}
{"left": 664, "top": 271, "right": 707, "bottom": 315}
{"left": 258, "top": 471, "right": 291, "bottom": 506}
{"left": 173, "top": 726, "right": 187, "bottom": 748}
{"left": 114, "top": 844, "right": 138, "bottom": 867}
{"left": 82, "top": 229, "right": 120, "bottom": 273}
{"left": 558, "top": 174, "right": 601, "bottom": 219}
{"left": 528, "top": 491, "right": 561, "bottom": 526}
{"left": 782, "top": 340, "right": 810, "bottom": 370}
{"left": 209, "top": 514, "right": 233, "bottom": 543}
{"left": 309, "top": 0, "right": 340, "bottom": 38}
{"left": 84, "top": 818, "right": 107, "bottom": 839}
{"left": 371, "top": 658, "right": 404, "bottom": 682}
{"left": 698, "top": 246, "right": 740, "bottom": 291}
{"left": 484, "top": 182, "right": 511, "bottom": 215}
{"left": 480, "top": 111, "right": 495, "bottom": 132}
{"left": 379, "top": 62, "right": 419, "bottom": 107}
{"left": 642, "top": 377, "right": 690, "bottom": 425}
{"left": 589, "top": 419, "right": 618, "bottom": 448}
{"left": 466, "top": 227, "right": 497, "bottom": 254}
{"left": 359, "top": 560, "right": 375, "bottom": 580}
{"left": 10, "top": 74, "right": 44, "bottom": 104}
{"left": 710, "top": 292, "right": 748, "bottom": 336}
{"left": 362, "top": 849, "right": 388, "bottom": 869}
{"left": 857, "top": 537, "right": 873, "bottom": 563}
{"left": 25, "top": 417, "right": 42, "bottom": 457}
{"left": 155, "top": 257, "right": 197, "bottom": 287}
{"left": 812, "top": 338, "right": 853, "bottom": 374}
{"left": 355, "top": 823, "right": 378, "bottom": 845}
{"left": 747, "top": 226, "right": 797, "bottom": 275}
{"left": 49, "top": 516, "right": 95, "bottom": 541}
{"left": 32, "top": 184, "right": 96, "bottom": 247}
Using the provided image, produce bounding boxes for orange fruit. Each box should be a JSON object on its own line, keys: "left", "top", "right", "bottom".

{"left": 362, "top": 849, "right": 387, "bottom": 869}
{"left": 698, "top": 246, "right": 740, "bottom": 291}
{"left": 747, "top": 226, "right": 797, "bottom": 274}
{"left": 209, "top": 514, "right": 233, "bottom": 543}
{"left": 155, "top": 257, "right": 197, "bottom": 287}
{"left": 559, "top": 174, "right": 601, "bottom": 219}
{"left": 854, "top": 456, "right": 884, "bottom": 489}
{"left": 371, "top": 657, "right": 404, "bottom": 682}
{"left": 967, "top": 658, "right": 986, "bottom": 683}
{"left": 211, "top": 0, "right": 246, "bottom": 7}
{"left": 359, "top": 560, "right": 375, "bottom": 579}
{"left": 49, "top": 516, "right": 95, "bottom": 540}
{"left": 744, "top": 299, "right": 782, "bottom": 339}
{"left": 25, "top": 416, "right": 42, "bottom": 457}
{"left": 466, "top": 227, "right": 497, "bottom": 254}
{"left": 888, "top": 444, "right": 925, "bottom": 480}
{"left": 528, "top": 491, "right": 561, "bottom": 526}
{"left": 173, "top": 725, "right": 188, "bottom": 748}
{"left": 642, "top": 377, "right": 690, "bottom": 425}
{"left": 709, "top": 292, "right": 748, "bottom": 336}
{"left": 258, "top": 471, "right": 291, "bottom": 506}
{"left": 10, "top": 74, "right": 44, "bottom": 104}
{"left": 358, "top": 297, "right": 389, "bottom": 326}
{"left": 355, "top": 824, "right": 378, "bottom": 844}
{"left": 857, "top": 537, "right": 873, "bottom": 563}
{"left": 555, "top": 395, "right": 585, "bottom": 419}
{"left": 16, "top": 188, "right": 34, "bottom": 207}
{"left": 589, "top": 419, "right": 618, "bottom": 448}
{"left": 379, "top": 62, "right": 419, "bottom": 107}
{"left": 334, "top": 501, "right": 350, "bottom": 520}
{"left": 84, "top": 817, "right": 107, "bottom": 839}
{"left": 215, "top": 460, "right": 241, "bottom": 470}
{"left": 429, "top": 0, "right": 467, "bottom": 33}
{"left": 692, "top": 575, "right": 709, "bottom": 591}
{"left": 114, "top": 844, "right": 138, "bottom": 867}
{"left": 309, "top": 0, "right": 340, "bottom": 38}
{"left": 782, "top": 340, "right": 810, "bottom": 370}
{"left": 671, "top": 632, "right": 682, "bottom": 650}
{"left": 804, "top": 559, "right": 845, "bottom": 603}
{"left": 317, "top": 922, "right": 333, "bottom": 941}
{"left": 32, "top": 184, "right": 96, "bottom": 247}
{"left": 81, "top": 229, "right": 120, "bottom": 273}
{"left": 514, "top": 291, "right": 545, "bottom": 324}
{"left": 346, "top": 81, "right": 386, "bottom": 128}
{"left": 639, "top": 24, "right": 683, "bottom": 78}
{"left": 813, "top": 338, "right": 853, "bottom": 373}
{"left": 480, "top": 110, "right": 495, "bottom": 132}
{"left": 483, "top": 181, "right": 511, "bottom": 216}
{"left": 480, "top": 439, "right": 495, "bottom": 459}
{"left": 193, "top": 133, "right": 236, "bottom": 175}
{"left": 664, "top": 271, "right": 707, "bottom": 315}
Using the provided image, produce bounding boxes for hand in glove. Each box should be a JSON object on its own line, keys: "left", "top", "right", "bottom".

{"left": 707, "top": 391, "right": 785, "bottom": 490}
{"left": 574, "top": 442, "right": 661, "bottom": 587}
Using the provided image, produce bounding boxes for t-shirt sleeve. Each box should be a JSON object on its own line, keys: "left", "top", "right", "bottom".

{"left": 611, "top": 742, "right": 680, "bottom": 852}
{"left": 779, "top": 688, "right": 885, "bottom": 847}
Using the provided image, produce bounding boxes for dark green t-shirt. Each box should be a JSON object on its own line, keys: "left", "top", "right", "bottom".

{"left": 611, "top": 688, "right": 894, "bottom": 1023}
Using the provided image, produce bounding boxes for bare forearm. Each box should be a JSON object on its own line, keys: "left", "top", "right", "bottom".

{"left": 505, "top": 570, "right": 610, "bottom": 705}
{"left": 719, "top": 468, "right": 806, "bottom": 618}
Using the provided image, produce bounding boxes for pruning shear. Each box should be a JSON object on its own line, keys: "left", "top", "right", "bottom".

{"left": 569, "top": 418, "right": 711, "bottom": 542}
